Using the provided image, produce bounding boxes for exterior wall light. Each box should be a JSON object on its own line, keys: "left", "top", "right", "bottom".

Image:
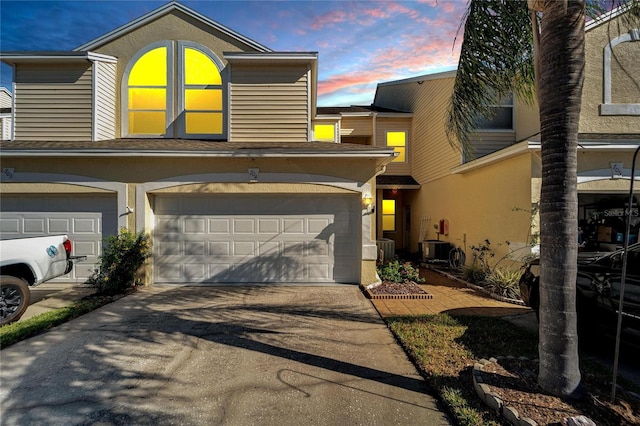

{"left": 363, "top": 193, "right": 374, "bottom": 213}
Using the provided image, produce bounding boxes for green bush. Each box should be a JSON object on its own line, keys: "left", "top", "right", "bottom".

{"left": 88, "top": 228, "right": 152, "bottom": 295}
{"left": 377, "top": 260, "right": 424, "bottom": 283}
{"left": 483, "top": 267, "right": 522, "bottom": 299}
{"left": 461, "top": 263, "right": 486, "bottom": 284}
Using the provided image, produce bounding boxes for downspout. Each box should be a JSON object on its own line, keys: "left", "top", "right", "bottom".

{"left": 10, "top": 68, "right": 16, "bottom": 140}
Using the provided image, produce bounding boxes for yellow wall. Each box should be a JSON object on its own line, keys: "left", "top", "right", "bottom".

{"left": 407, "top": 153, "right": 534, "bottom": 264}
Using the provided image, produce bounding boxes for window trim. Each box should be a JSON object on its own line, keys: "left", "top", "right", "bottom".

{"left": 385, "top": 130, "right": 408, "bottom": 163}
{"left": 176, "top": 41, "right": 227, "bottom": 139}
{"left": 121, "top": 40, "right": 227, "bottom": 139}
{"left": 475, "top": 94, "right": 515, "bottom": 131}
{"left": 382, "top": 199, "right": 396, "bottom": 232}
{"left": 600, "top": 29, "right": 640, "bottom": 116}
{"left": 122, "top": 41, "right": 174, "bottom": 138}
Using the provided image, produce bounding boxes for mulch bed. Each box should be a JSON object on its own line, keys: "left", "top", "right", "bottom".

{"left": 365, "top": 281, "right": 432, "bottom": 299}
{"left": 478, "top": 357, "right": 640, "bottom": 425}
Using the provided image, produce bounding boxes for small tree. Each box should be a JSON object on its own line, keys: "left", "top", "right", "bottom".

{"left": 88, "top": 228, "right": 152, "bottom": 295}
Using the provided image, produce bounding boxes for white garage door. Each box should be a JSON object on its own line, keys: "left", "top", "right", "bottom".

{"left": 0, "top": 195, "right": 118, "bottom": 282}
{"left": 153, "top": 194, "right": 360, "bottom": 284}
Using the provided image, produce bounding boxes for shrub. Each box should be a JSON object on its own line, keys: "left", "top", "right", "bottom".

{"left": 377, "top": 260, "right": 424, "bottom": 283}
{"left": 461, "top": 263, "right": 486, "bottom": 284}
{"left": 88, "top": 228, "right": 152, "bottom": 295}
{"left": 483, "top": 267, "right": 522, "bottom": 299}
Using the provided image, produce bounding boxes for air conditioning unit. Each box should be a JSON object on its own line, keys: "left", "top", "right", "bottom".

{"left": 421, "top": 240, "right": 450, "bottom": 262}
{"left": 376, "top": 238, "right": 395, "bottom": 262}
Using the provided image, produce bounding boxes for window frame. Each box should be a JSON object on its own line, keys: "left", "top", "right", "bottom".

{"left": 313, "top": 122, "right": 337, "bottom": 142}
{"left": 600, "top": 29, "right": 640, "bottom": 116}
{"left": 382, "top": 199, "right": 396, "bottom": 232}
{"left": 385, "top": 130, "right": 408, "bottom": 163}
{"left": 176, "top": 41, "right": 227, "bottom": 139}
{"left": 121, "top": 40, "right": 227, "bottom": 139}
{"left": 474, "top": 94, "right": 515, "bottom": 131}
{"left": 122, "top": 41, "right": 174, "bottom": 138}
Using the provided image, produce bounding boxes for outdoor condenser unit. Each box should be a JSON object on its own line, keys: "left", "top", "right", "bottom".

{"left": 376, "top": 238, "right": 395, "bottom": 262}
{"left": 421, "top": 240, "right": 450, "bottom": 262}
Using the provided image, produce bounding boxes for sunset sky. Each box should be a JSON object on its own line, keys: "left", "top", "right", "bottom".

{"left": 0, "top": 0, "right": 468, "bottom": 106}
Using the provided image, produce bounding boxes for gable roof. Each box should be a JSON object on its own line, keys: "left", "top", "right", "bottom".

{"left": 75, "top": 1, "right": 272, "bottom": 53}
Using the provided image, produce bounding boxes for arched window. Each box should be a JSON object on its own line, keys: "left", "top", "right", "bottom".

{"left": 123, "top": 41, "right": 225, "bottom": 138}
{"left": 601, "top": 29, "right": 640, "bottom": 116}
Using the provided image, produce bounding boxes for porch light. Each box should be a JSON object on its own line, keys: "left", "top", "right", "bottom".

{"left": 363, "top": 193, "right": 374, "bottom": 213}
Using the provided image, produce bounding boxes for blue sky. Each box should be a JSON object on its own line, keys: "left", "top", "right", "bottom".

{"left": 0, "top": 0, "right": 467, "bottom": 106}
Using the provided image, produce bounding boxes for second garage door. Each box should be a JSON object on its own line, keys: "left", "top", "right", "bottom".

{"left": 153, "top": 194, "right": 360, "bottom": 284}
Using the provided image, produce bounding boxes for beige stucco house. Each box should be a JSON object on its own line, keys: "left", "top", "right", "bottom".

{"left": 365, "top": 5, "right": 639, "bottom": 265}
{"left": 0, "top": 2, "right": 396, "bottom": 285}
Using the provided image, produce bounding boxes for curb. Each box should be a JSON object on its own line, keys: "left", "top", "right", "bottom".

{"left": 472, "top": 356, "right": 539, "bottom": 426}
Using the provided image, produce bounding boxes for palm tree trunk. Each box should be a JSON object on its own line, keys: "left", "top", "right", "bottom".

{"left": 537, "top": 0, "right": 585, "bottom": 398}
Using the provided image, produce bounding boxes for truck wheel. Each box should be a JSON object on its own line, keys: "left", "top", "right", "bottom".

{"left": 0, "top": 275, "right": 31, "bottom": 326}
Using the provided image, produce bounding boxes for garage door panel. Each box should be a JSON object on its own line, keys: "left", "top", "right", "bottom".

{"left": 258, "top": 218, "right": 279, "bottom": 234}
{"left": 24, "top": 218, "right": 46, "bottom": 234}
{"left": 210, "top": 241, "right": 230, "bottom": 256}
{"left": 184, "top": 218, "right": 206, "bottom": 234}
{"left": 153, "top": 194, "right": 359, "bottom": 284}
{"left": 0, "top": 218, "right": 19, "bottom": 233}
{"left": 209, "top": 218, "right": 230, "bottom": 233}
{"left": 234, "top": 219, "right": 254, "bottom": 233}
{"left": 0, "top": 195, "right": 116, "bottom": 282}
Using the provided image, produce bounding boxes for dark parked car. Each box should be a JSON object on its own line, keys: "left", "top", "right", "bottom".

{"left": 519, "top": 243, "right": 640, "bottom": 332}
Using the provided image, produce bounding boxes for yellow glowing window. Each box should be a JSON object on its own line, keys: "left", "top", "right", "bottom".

{"left": 128, "top": 88, "right": 166, "bottom": 110}
{"left": 387, "top": 131, "right": 407, "bottom": 163}
{"left": 129, "top": 111, "right": 166, "bottom": 134}
{"left": 183, "top": 47, "right": 223, "bottom": 135}
{"left": 185, "top": 48, "right": 221, "bottom": 85}
{"left": 125, "top": 43, "right": 225, "bottom": 137}
{"left": 185, "top": 89, "right": 222, "bottom": 110}
{"left": 185, "top": 112, "right": 223, "bottom": 134}
{"left": 314, "top": 124, "right": 335, "bottom": 142}
{"left": 128, "top": 47, "right": 167, "bottom": 86}
{"left": 127, "top": 47, "right": 168, "bottom": 135}
{"left": 382, "top": 199, "right": 396, "bottom": 231}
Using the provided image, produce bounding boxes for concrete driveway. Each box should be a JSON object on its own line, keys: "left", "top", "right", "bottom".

{"left": 0, "top": 285, "right": 450, "bottom": 426}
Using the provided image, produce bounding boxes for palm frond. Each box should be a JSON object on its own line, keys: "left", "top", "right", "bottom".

{"left": 446, "top": 0, "right": 535, "bottom": 159}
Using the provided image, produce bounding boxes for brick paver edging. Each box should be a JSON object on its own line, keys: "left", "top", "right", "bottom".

{"left": 359, "top": 286, "right": 433, "bottom": 300}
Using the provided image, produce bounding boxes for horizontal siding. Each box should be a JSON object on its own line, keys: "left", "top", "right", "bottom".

{"left": 467, "top": 132, "right": 517, "bottom": 160}
{"left": 407, "top": 77, "right": 461, "bottom": 184}
{"left": 95, "top": 61, "right": 117, "bottom": 141}
{"left": 340, "top": 117, "right": 372, "bottom": 137}
{"left": 229, "top": 65, "right": 309, "bottom": 142}
{"left": 14, "top": 63, "right": 93, "bottom": 141}
{"left": 0, "top": 91, "right": 12, "bottom": 109}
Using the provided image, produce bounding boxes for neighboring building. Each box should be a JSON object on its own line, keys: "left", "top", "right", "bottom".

{"left": 0, "top": 2, "right": 395, "bottom": 285}
{"left": 370, "top": 5, "right": 640, "bottom": 264}
{"left": 0, "top": 87, "right": 12, "bottom": 140}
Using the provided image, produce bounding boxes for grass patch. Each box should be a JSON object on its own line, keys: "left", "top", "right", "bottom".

{"left": 0, "top": 296, "right": 113, "bottom": 349}
{"left": 387, "top": 314, "right": 640, "bottom": 425}
{"left": 388, "top": 314, "right": 536, "bottom": 426}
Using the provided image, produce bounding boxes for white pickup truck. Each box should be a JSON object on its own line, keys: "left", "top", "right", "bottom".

{"left": 0, "top": 235, "right": 79, "bottom": 325}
